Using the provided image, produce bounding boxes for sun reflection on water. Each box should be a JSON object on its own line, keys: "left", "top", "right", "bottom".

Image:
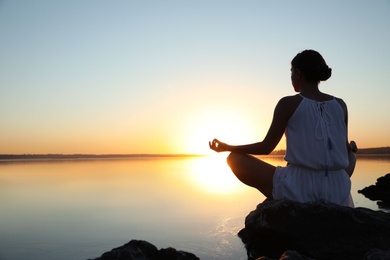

{"left": 187, "top": 154, "right": 246, "bottom": 194}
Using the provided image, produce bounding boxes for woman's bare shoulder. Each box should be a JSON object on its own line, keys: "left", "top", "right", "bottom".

{"left": 334, "top": 96, "right": 345, "bottom": 103}
{"left": 334, "top": 96, "right": 348, "bottom": 114}
{"left": 276, "top": 95, "right": 303, "bottom": 120}
{"left": 278, "top": 94, "right": 302, "bottom": 107}
{"left": 334, "top": 96, "right": 347, "bottom": 107}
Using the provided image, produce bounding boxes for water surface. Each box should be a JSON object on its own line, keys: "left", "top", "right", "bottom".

{"left": 0, "top": 155, "right": 388, "bottom": 260}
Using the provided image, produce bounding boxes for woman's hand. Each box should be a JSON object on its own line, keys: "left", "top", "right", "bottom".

{"left": 348, "top": 140, "right": 358, "bottom": 153}
{"left": 209, "top": 138, "right": 230, "bottom": 152}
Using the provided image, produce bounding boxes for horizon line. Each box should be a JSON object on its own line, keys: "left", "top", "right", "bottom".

{"left": 1, "top": 146, "right": 390, "bottom": 157}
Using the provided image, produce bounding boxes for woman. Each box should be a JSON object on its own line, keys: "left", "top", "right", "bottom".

{"left": 209, "top": 50, "right": 357, "bottom": 207}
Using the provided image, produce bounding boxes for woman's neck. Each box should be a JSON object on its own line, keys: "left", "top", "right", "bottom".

{"left": 299, "top": 83, "right": 331, "bottom": 101}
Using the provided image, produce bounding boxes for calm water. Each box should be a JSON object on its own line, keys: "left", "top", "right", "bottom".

{"left": 0, "top": 155, "right": 389, "bottom": 260}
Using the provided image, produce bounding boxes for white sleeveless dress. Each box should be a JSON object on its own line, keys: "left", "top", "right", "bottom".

{"left": 273, "top": 95, "right": 353, "bottom": 207}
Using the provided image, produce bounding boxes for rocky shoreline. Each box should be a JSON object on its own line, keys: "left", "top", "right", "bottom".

{"left": 88, "top": 240, "right": 199, "bottom": 260}
{"left": 239, "top": 199, "right": 390, "bottom": 260}
{"left": 358, "top": 173, "right": 390, "bottom": 210}
{"left": 88, "top": 174, "right": 390, "bottom": 260}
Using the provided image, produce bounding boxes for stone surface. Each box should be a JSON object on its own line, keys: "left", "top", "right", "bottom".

{"left": 89, "top": 240, "right": 199, "bottom": 260}
{"left": 359, "top": 173, "right": 390, "bottom": 209}
{"left": 256, "top": 250, "right": 316, "bottom": 260}
{"left": 364, "top": 248, "right": 390, "bottom": 260}
{"left": 238, "top": 199, "right": 390, "bottom": 260}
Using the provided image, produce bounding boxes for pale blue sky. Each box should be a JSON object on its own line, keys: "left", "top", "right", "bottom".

{"left": 1, "top": 1, "right": 389, "bottom": 154}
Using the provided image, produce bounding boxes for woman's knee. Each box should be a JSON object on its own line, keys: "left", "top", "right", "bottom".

{"left": 226, "top": 152, "right": 245, "bottom": 169}
{"left": 226, "top": 152, "right": 235, "bottom": 166}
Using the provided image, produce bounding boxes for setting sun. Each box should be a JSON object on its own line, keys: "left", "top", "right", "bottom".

{"left": 181, "top": 105, "right": 264, "bottom": 155}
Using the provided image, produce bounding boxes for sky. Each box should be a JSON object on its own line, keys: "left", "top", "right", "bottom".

{"left": 1, "top": 1, "right": 390, "bottom": 154}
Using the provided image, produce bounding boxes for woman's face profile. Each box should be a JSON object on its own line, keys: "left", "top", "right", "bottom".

{"left": 291, "top": 67, "right": 301, "bottom": 92}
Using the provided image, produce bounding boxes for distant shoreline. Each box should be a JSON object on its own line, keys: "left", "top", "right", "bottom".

{"left": 272, "top": 147, "right": 390, "bottom": 155}
{"left": 0, "top": 153, "right": 206, "bottom": 161}
{"left": 0, "top": 147, "right": 389, "bottom": 162}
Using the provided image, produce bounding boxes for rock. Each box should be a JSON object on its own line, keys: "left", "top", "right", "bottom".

{"left": 238, "top": 200, "right": 390, "bottom": 260}
{"left": 158, "top": 247, "right": 199, "bottom": 260}
{"left": 359, "top": 173, "right": 390, "bottom": 209}
{"left": 256, "top": 250, "right": 316, "bottom": 260}
{"left": 89, "top": 239, "right": 199, "bottom": 260}
{"left": 365, "top": 248, "right": 390, "bottom": 260}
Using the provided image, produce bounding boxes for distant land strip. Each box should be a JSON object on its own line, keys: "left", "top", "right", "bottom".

{"left": 354, "top": 146, "right": 390, "bottom": 154}
{"left": 271, "top": 147, "right": 390, "bottom": 155}
{"left": 0, "top": 147, "right": 389, "bottom": 161}
{"left": 271, "top": 146, "right": 390, "bottom": 155}
{"left": 0, "top": 154, "right": 206, "bottom": 161}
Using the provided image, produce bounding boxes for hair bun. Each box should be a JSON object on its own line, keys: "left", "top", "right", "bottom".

{"left": 318, "top": 65, "right": 332, "bottom": 81}
{"left": 291, "top": 50, "right": 332, "bottom": 82}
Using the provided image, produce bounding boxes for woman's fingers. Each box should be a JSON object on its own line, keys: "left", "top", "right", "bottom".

{"left": 350, "top": 140, "right": 358, "bottom": 153}
{"left": 209, "top": 139, "right": 221, "bottom": 151}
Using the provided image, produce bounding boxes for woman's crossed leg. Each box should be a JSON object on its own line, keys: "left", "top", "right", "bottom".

{"left": 226, "top": 152, "right": 275, "bottom": 199}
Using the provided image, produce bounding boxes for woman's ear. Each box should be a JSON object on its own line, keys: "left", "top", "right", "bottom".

{"left": 295, "top": 69, "right": 302, "bottom": 79}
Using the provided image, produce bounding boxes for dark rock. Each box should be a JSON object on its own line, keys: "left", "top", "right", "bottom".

{"left": 89, "top": 239, "right": 199, "bottom": 260}
{"left": 238, "top": 200, "right": 390, "bottom": 260}
{"left": 364, "top": 248, "right": 390, "bottom": 260}
{"left": 256, "top": 250, "right": 316, "bottom": 260}
{"left": 90, "top": 240, "right": 158, "bottom": 260}
{"left": 359, "top": 173, "right": 390, "bottom": 209}
{"left": 158, "top": 247, "right": 199, "bottom": 260}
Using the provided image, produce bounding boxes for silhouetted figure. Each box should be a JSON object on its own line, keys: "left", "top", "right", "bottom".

{"left": 209, "top": 50, "right": 357, "bottom": 207}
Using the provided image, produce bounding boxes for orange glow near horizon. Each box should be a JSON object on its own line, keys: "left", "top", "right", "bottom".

{"left": 0, "top": 108, "right": 276, "bottom": 155}
{"left": 179, "top": 105, "right": 265, "bottom": 155}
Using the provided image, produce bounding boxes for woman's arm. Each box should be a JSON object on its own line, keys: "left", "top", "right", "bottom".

{"left": 345, "top": 140, "right": 357, "bottom": 177}
{"left": 336, "top": 98, "right": 358, "bottom": 177}
{"left": 209, "top": 96, "right": 299, "bottom": 154}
